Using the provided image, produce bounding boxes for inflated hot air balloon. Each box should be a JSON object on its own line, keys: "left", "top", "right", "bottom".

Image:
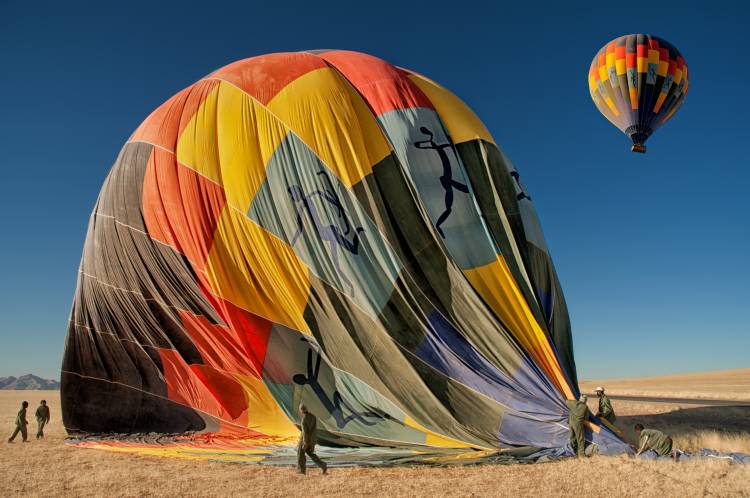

{"left": 588, "top": 34, "right": 689, "bottom": 153}
{"left": 63, "top": 50, "right": 629, "bottom": 464}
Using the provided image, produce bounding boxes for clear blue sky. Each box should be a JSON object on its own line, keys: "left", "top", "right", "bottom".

{"left": 1, "top": 1, "right": 748, "bottom": 381}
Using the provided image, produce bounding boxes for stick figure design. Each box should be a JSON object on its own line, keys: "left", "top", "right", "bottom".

{"left": 287, "top": 171, "right": 365, "bottom": 295}
{"left": 414, "top": 126, "right": 470, "bottom": 239}
{"left": 292, "top": 342, "right": 382, "bottom": 429}
{"left": 509, "top": 171, "right": 532, "bottom": 201}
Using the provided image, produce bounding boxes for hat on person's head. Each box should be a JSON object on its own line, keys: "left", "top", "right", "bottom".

{"left": 594, "top": 386, "right": 605, "bottom": 393}
{"left": 579, "top": 394, "right": 588, "bottom": 402}
{"left": 299, "top": 403, "right": 308, "bottom": 413}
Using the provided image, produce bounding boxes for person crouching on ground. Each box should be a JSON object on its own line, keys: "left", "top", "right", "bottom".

{"left": 35, "top": 400, "right": 51, "bottom": 439}
{"left": 634, "top": 423, "right": 675, "bottom": 457}
{"left": 8, "top": 401, "right": 29, "bottom": 443}
{"left": 297, "top": 404, "right": 328, "bottom": 475}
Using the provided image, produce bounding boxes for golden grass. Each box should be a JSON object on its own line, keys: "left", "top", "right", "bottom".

{"left": 1, "top": 391, "right": 749, "bottom": 497}
{"left": 580, "top": 368, "right": 750, "bottom": 401}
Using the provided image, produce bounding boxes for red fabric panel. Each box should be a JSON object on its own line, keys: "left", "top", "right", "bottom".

{"left": 179, "top": 309, "right": 270, "bottom": 379}
{"left": 318, "top": 50, "right": 434, "bottom": 115}
{"left": 668, "top": 60, "right": 677, "bottom": 76}
{"left": 190, "top": 364, "right": 249, "bottom": 422}
{"left": 208, "top": 52, "right": 327, "bottom": 104}
{"left": 142, "top": 148, "right": 226, "bottom": 274}
{"left": 130, "top": 80, "right": 219, "bottom": 151}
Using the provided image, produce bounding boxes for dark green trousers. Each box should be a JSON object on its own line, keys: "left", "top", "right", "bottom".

{"left": 570, "top": 425, "right": 585, "bottom": 457}
{"left": 297, "top": 442, "right": 326, "bottom": 473}
{"left": 36, "top": 419, "right": 47, "bottom": 438}
{"left": 9, "top": 424, "right": 27, "bottom": 442}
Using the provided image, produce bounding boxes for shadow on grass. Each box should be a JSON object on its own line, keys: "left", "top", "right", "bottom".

{"left": 615, "top": 405, "right": 750, "bottom": 446}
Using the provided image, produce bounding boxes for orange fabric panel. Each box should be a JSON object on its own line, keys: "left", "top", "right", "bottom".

{"left": 318, "top": 50, "right": 434, "bottom": 115}
{"left": 142, "top": 147, "right": 226, "bottom": 273}
{"left": 159, "top": 348, "right": 259, "bottom": 436}
{"left": 130, "top": 80, "right": 219, "bottom": 151}
{"left": 207, "top": 53, "right": 327, "bottom": 104}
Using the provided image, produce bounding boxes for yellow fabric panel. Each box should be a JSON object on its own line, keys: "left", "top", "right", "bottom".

{"left": 637, "top": 57, "right": 647, "bottom": 73}
{"left": 214, "top": 81, "right": 290, "bottom": 211}
{"left": 234, "top": 374, "right": 300, "bottom": 438}
{"left": 615, "top": 59, "right": 626, "bottom": 75}
{"left": 176, "top": 85, "right": 223, "bottom": 184}
{"left": 266, "top": 67, "right": 391, "bottom": 188}
{"left": 648, "top": 49, "right": 660, "bottom": 64}
{"left": 205, "top": 207, "right": 311, "bottom": 334}
{"left": 653, "top": 92, "right": 667, "bottom": 113}
{"left": 605, "top": 53, "right": 615, "bottom": 80}
{"left": 81, "top": 443, "right": 274, "bottom": 462}
{"left": 604, "top": 96, "right": 619, "bottom": 116}
{"left": 407, "top": 73, "right": 496, "bottom": 146}
{"left": 657, "top": 61, "right": 669, "bottom": 77}
{"left": 598, "top": 65, "right": 609, "bottom": 82}
{"left": 463, "top": 258, "right": 575, "bottom": 400}
{"left": 403, "top": 416, "right": 488, "bottom": 450}
{"left": 673, "top": 68, "right": 683, "bottom": 86}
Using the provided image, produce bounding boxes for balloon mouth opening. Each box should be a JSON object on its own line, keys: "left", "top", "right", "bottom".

{"left": 626, "top": 126, "right": 652, "bottom": 154}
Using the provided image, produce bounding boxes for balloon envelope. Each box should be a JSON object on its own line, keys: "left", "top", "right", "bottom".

{"left": 62, "top": 50, "right": 628, "bottom": 461}
{"left": 588, "top": 34, "right": 689, "bottom": 153}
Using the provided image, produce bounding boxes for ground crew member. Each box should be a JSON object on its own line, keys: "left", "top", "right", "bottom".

{"left": 35, "top": 400, "right": 51, "bottom": 439}
{"left": 595, "top": 386, "right": 616, "bottom": 424}
{"left": 8, "top": 401, "right": 29, "bottom": 443}
{"left": 297, "top": 404, "right": 328, "bottom": 475}
{"left": 566, "top": 395, "right": 589, "bottom": 457}
{"left": 634, "top": 424, "right": 673, "bottom": 457}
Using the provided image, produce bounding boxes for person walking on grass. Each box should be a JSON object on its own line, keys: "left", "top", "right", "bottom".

{"left": 594, "top": 387, "right": 616, "bottom": 424}
{"left": 8, "top": 401, "right": 29, "bottom": 443}
{"left": 297, "top": 404, "right": 328, "bottom": 475}
{"left": 35, "top": 400, "right": 51, "bottom": 439}
{"left": 634, "top": 423, "right": 674, "bottom": 457}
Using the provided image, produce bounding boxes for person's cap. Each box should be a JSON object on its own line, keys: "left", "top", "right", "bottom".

{"left": 299, "top": 403, "right": 308, "bottom": 413}
{"left": 594, "top": 386, "right": 605, "bottom": 392}
{"left": 579, "top": 394, "right": 588, "bottom": 402}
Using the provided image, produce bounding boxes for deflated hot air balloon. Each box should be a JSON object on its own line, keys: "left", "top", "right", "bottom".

{"left": 588, "top": 34, "right": 689, "bottom": 153}
{"left": 62, "top": 50, "right": 628, "bottom": 464}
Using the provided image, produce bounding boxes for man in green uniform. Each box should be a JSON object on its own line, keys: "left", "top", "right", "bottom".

{"left": 634, "top": 424, "right": 673, "bottom": 457}
{"left": 566, "top": 395, "right": 589, "bottom": 457}
{"left": 8, "top": 401, "right": 29, "bottom": 443}
{"left": 297, "top": 404, "right": 328, "bottom": 475}
{"left": 594, "top": 387, "right": 616, "bottom": 424}
{"left": 35, "top": 400, "right": 51, "bottom": 439}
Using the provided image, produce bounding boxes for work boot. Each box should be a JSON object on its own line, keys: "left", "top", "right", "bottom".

{"left": 322, "top": 463, "right": 328, "bottom": 475}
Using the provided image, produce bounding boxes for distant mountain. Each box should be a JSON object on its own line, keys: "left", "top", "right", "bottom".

{"left": 0, "top": 374, "right": 60, "bottom": 390}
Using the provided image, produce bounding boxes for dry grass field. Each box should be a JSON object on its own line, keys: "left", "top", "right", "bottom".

{"left": 1, "top": 390, "right": 749, "bottom": 498}
{"left": 580, "top": 368, "right": 750, "bottom": 401}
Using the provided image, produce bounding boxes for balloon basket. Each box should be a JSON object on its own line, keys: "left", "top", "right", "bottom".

{"left": 631, "top": 144, "right": 647, "bottom": 154}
